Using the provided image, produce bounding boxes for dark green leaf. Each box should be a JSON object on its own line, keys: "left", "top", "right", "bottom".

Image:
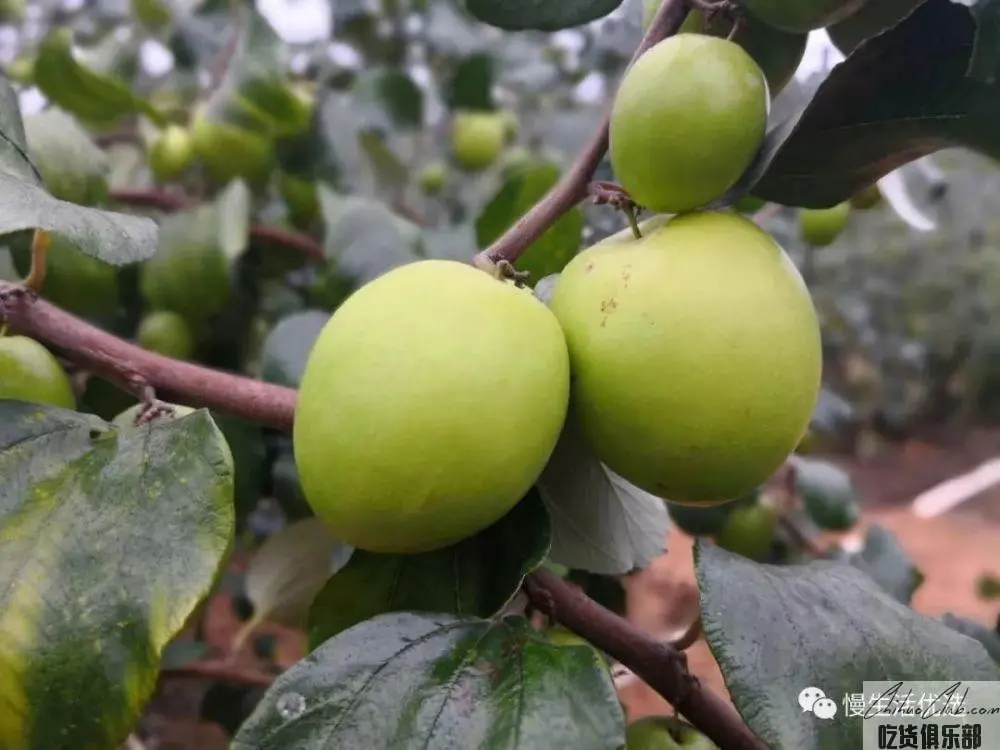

{"left": 0, "top": 402, "right": 234, "bottom": 750}
{"left": 970, "top": 0, "right": 1000, "bottom": 81}
{"left": 476, "top": 159, "right": 582, "bottom": 286}
{"left": 444, "top": 53, "right": 495, "bottom": 111}
{"left": 696, "top": 540, "right": 995, "bottom": 750}
{"left": 259, "top": 310, "right": 330, "bottom": 388}
{"left": 210, "top": 411, "right": 265, "bottom": 524}
{"left": 358, "top": 128, "right": 409, "bottom": 192}
{"left": 790, "top": 456, "right": 860, "bottom": 532}
{"left": 536, "top": 411, "right": 669, "bottom": 576}
{"left": 33, "top": 29, "right": 167, "bottom": 127}
{"left": 234, "top": 612, "right": 625, "bottom": 750}
{"left": 940, "top": 613, "right": 1000, "bottom": 663}
{"left": 356, "top": 68, "right": 424, "bottom": 129}
{"left": 844, "top": 524, "right": 925, "bottom": 604}
{"left": 307, "top": 490, "right": 550, "bottom": 647}
{"left": 732, "top": 0, "right": 1000, "bottom": 209}
{"left": 463, "top": 0, "right": 625, "bottom": 31}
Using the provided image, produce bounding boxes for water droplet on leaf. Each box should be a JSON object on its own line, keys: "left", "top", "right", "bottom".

{"left": 275, "top": 692, "right": 306, "bottom": 720}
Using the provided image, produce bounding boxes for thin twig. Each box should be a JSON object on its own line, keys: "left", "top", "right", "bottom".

{"left": 108, "top": 188, "right": 325, "bottom": 260}
{"left": 473, "top": 0, "right": 691, "bottom": 267}
{"left": 0, "top": 285, "right": 297, "bottom": 431}
{"left": 524, "top": 570, "right": 766, "bottom": 750}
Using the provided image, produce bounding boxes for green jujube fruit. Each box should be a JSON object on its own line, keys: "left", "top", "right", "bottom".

{"left": 293, "top": 259, "right": 571, "bottom": 554}
{"left": 742, "top": 0, "right": 868, "bottom": 32}
{"left": 0, "top": 335, "right": 75, "bottom": 409}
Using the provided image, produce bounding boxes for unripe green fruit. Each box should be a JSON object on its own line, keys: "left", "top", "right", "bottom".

{"left": 850, "top": 183, "right": 882, "bottom": 210}
{"left": 293, "top": 259, "right": 571, "bottom": 554}
{"left": 131, "top": 0, "right": 171, "bottom": 31}
{"left": 827, "top": 0, "right": 923, "bottom": 55}
{"left": 451, "top": 110, "right": 507, "bottom": 172}
{"left": 799, "top": 202, "right": 851, "bottom": 247}
{"left": 626, "top": 716, "right": 718, "bottom": 749}
{"left": 417, "top": 161, "right": 448, "bottom": 195}
{"left": 149, "top": 124, "right": 195, "bottom": 184}
{"left": 549, "top": 211, "right": 822, "bottom": 505}
{"left": 278, "top": 172, "right": 320, "bottom": 229}
{"left": 7, "top": 55, "right": 33, "bottom": 84}
{"left": 190, "top": 113, "right": 273, "bottom": 185}
{"left": 715, "top": 502, "right": 778, "bottom": 561}
{"left": 0, "top": 335, "right": 75, "bottom": 409}
{"left": 679, "top": 10, "right": 807, "bottom": 96}
{"left": 139, "top": 238, "right": 232, "bottom": 329}
{"left": 667, "top": 490, "right": 756, "bottom": 537}
{"left": 743, "top": 0, "right": 867, "bottom": 32}
{"left": 609, "top": 35, "right": 768, "bottom": 214}
{"left": 733, "top": 194, "right": 767, "bottom": 214}
{"left": 136, "top": 310, "right": 195, "bottom": 360}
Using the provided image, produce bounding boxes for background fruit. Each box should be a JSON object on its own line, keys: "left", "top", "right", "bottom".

{"left": 827, "top": 0, "right": 924, "bottom": 55}
{"left": 626, "top": 716, "right": 718, "bottom": 749}
{"left": 715, "top": 502, "right": 778, "bottom": 561}
{"left": 609, "top": 35, "right": 768, "bottom": 214}
{"left": 136, "top": 310, "right": 195, "bottom": 360}
{"left": 417, "top": 161, "right": 447, "bottom": 194}
{"left": 851, "top": 183, "right": 883, "bottom": 210}
{"left": 451, "top": 110, "right": 507, "bottom": 172}
{"left": 679, "top": 10, "right": 807, "bottom": 97}
{"left": 148, "top": 124, "right": 195, "bottom": 183}
{"left": 667, "top": 490, "right": 758, "bottom": 536}
{"left": 0, "top": 335, "right": 76, "bottom": 409}
{"left": 743, "top": 0, "right": 867, "bottom": 32}
{"left": 190, "top": 112, "right": 274, "bottom": 185}
{"left": 799, "top": 202, "right": 852, "bottom": 247}
{"left": 293, "top": 259, "right": 570, "bottom": 554}
{"left": 279, "top": 172, "right": 320, "bottom": 228}
{"left": 549, "top": 211, "right": 822, "bottom": 504}
{"left": 139, "top": 238, "right": 232, "bottom": 329}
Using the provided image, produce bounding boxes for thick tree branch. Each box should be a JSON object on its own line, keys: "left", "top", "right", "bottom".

{"left": 108, "top": 188, "right": 325, "bottom": 261}
{"left": 474, "top": 0, "right": 691, "bottom": 267}
{"left": 0, "top": 285, "right": 297, "bottom": 431}
{"left": 524, "top": 569, "right": 766, "bottom": 750}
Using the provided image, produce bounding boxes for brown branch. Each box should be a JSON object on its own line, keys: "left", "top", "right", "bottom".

{"left": 0, "top": 285, "right": 298, "bottom": 432}
{"left": 524, "top": 569, "right": 767, "bottom": 750}
{"left": 108, "top": 188, "right": 325, "bottom": 261}
{"left": 474, "top": 0, "right": 691, "bottom": 267}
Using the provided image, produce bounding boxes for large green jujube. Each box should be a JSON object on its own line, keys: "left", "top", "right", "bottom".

{"left": 742, "top": 0, "right": 868, "bottom": 32}
{"left": 0, "top": 335, "right": 76, "bottom": 409}
{"left": 548, "top": 211, "right": 822, "bottom": 505}
{"left": 293, "top": 259, "right": 571, "bottom": 554}
{"left": 609, "top": 35, "right": 769, "bottom": 215}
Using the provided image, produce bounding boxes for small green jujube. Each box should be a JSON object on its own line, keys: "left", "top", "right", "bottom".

{"left": 609, "top": 35, "right": 769, "bottom": 215}
{"left": 0, "top": 335, "right": 76, "bottom": 409}
{"left": 293, "top": 259, "right": 571, "bottom": 554}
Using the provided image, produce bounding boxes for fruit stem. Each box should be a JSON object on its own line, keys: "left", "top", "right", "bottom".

{"left": 626, "top": 207, "right": 643, "bottom": 240}
{"left": 24, "top": 229, "right": 49, "bottom": 294}
{"left": 473, "top": 0, "right": 690, "bottom": 268}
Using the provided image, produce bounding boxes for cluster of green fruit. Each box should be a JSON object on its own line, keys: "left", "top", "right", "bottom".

{"left": 290, "top": 33, "right": 823, "bottom": 556}
{"left": 416, "top": 108, "right": 521, "bottom": 194}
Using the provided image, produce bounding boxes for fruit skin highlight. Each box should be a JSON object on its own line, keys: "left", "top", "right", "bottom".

{"left": 293, "top": 259, "right": 571, "bottom": 554}
{"left": 609, "top": 35, "right": 769, "bottom": 215}
{"left": 0, "top": 335, "right": 76, "bottom": 409}
{"left": 549, "top": 211, "right": 822, "bottom": 505}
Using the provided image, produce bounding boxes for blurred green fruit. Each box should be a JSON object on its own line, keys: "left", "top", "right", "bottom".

{"left": 609, "top": 35, "right": 768, "bottom": 214}
{"left": 850, "top": 183, "right": 882, "bottom": 210}
{"left": 149, "top": 124, "right": 195, "bottom": 183}
{"left": 743, "top": 0, "right": 867, "bottom": 32}
{"left": 0, "top": 0, "right": 25, "bottom": 24}
{"left": 9, "top": 231, "right": 119, "bottom": 318}
{"left": 680, "top": 10, "right": 807, "bottom": 96}
{"left": 501, "top": 147, "right": 533, "bottom": 179}
{"left": 0, "top": 335, "right": 75, "bottom": 409}
{"left": 799, "top": 202, "right": 851, "bottom": 247}
{"left": 549, "top": 211, "right": 822, "bottom": 505}
{"left": 191, "top": 111, "right": 274, "bottom": 185}
{"left": 279, "top": 172, "right": 320, "bottom": 229}
{"left": 139, "top": 238, "right": 232, "bottom": 329}
{"left": 417, "top": 161, "right": 448, "bottom": 195}
{"left": 667, "top": 490, "right": 757, "bottom": 536}
{"left": 131, "top": 0, "right": 171, "bottom": 30}
{"left": 6, "top": 55, "right": 33, "bottom": 84}
{"left": 451, "top": 110, "right": 507, "bottom": 172}
{"left": 827, "top": 0, "right": 924, "bottom": 55}
{"left": 733, "top": 194, "right": 767, "bottom": 214}
{"left": 136, "top": 310, "right": 195, "bottom": 360}
{"left": 293, "top": 259, "right": 570, "bottom": 554}
{"left": 715, "top": 502, "right": 778, "bottom": 561}
{"left": 626, "top": 716, "right": 718, "bottom": 749}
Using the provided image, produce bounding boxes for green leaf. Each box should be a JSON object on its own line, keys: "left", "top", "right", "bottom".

{"left": 463, "top": 0, "right": 625, "bottom": 31}
{"left": 732, "top": 0, "right": 1000, "bottom": 209}
{"left": 940, "top": 613, "right": 1000, "bottom": 663}
{"left": 33, "top": 29, "right": 167, "bottom": 127}
{"left": 307, "top": 490, "right": 550, "bottom": 648}
{"left": 444, "top": 53, "right": 495, "bottom": 111}
{"left": 695, "top": 540, "right": 996, "bottom": 750}
{"left": 216, "top": 179, "right": 252, "bottom": 262}
{"left": 358, "top": 128, "right": 410, "bottom": 193}
{"left": 234, "top": 612, "right": 625, "bottom": 750}
{"left": 841, "top": 524, "right": 925, "bottom": 604}
{"left": 535, "top": 411, "right": 669, "bottom": 576}
{"left": 24, "top": 108, "right": 108, "bottom": 206}
{"left": 319, "top": 186, "right": 422, "bottom": 284}
{"left": 356, "top": 68, "right": 425, "bottom": 129}
{"left": 259, "top": 310, "right": 331, "bottom": 388}
{"left": 969, "top": 0, "right": 1000, "bottom": 81}
{"left": 0, "top": 402, "right": 234, "bottom": 750}
{"left": 790, "top": 456, "right": 860, "bottom": 532}
{"left": 476, "top": 159, "right": 583, "bottom": 286}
